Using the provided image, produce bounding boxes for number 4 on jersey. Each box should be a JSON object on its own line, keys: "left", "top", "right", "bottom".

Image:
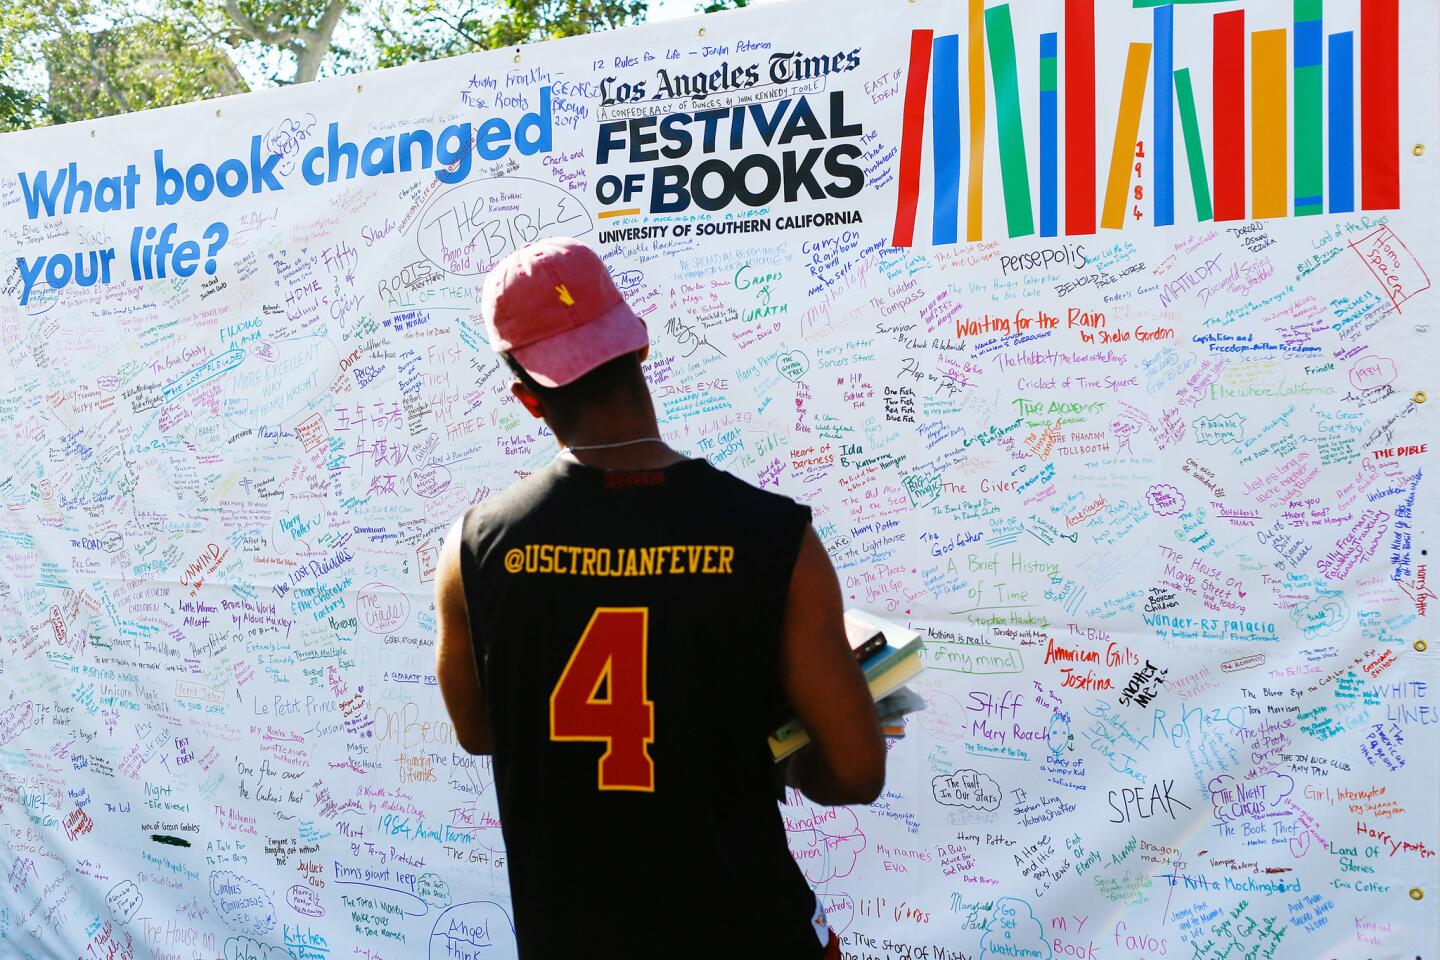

{"left": 549, "top": 607, "right": 655, "bottom": 791}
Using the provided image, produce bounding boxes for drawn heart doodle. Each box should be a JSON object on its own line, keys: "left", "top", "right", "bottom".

{"left": 776, "top": 350, "right": 810, "bottom": 381}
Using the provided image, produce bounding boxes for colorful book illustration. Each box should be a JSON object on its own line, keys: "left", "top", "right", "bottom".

{"left": 890, "top": 0, "right": 1401, "bottom": 243}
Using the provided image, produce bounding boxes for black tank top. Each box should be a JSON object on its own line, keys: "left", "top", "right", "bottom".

{"left": 459, "top": 454, "right": 825, "bottom": 959}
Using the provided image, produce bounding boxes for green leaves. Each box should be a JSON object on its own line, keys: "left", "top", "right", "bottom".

{"left": 0, "top": 0, "right": 248, "bottom": 129}
{"left": 0, "top": 0, "right": 654, "bottom": 129}
{"left": 369, "top": 0, "right": 647, "bottom": 69}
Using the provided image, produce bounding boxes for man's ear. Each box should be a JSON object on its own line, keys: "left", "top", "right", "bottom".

{"left": 638, "top": 344, "right": 650, "bottom": 363}
{"left": 510, "top": 380, "right": 546, "bottom": 419}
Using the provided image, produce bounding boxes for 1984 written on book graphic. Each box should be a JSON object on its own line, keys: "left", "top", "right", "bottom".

{"left": 0, "top": 0, "right": 1435, "bottom": 957}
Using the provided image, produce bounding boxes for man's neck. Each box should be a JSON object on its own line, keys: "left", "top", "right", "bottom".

{"left": 557, "top": 443, "right": 690, "bottom": 470}
{"left": 553, "top": 415, "right": 688, "bottom": 470}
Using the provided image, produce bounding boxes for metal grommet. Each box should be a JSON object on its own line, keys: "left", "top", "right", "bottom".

{"left": 1415, "top": 639, "right": 1429, "bottom": 653}
{"left": 215, "top": 108, "right": 222, "bottom": 117}
{"left": 1414, "top": 391, "right": 1428, "bottom": 404}
{"left": 90, "top": 130, "right": 96, "bottom": 138}
{"left": 1414, "top": 144, "right": 1426, "bottom": 157}
{"left": 698, "top": 26, "right": 706, "bottom": 36}
{"left": 513, "top": 52, "right": 521, "bottom": 63}
{"left": 1409, "top": 887, "right": 1424, "bottom": 900}
{"left": 356, "top": 84, "right": 364, "bottom": 93}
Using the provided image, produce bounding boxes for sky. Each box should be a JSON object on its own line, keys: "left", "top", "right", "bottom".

{"left": 228, "top": 0, "right": 788, "bottom": 90}
{"left": 650, "top": 0, "right": 708, "bottom": 21}
{"left": 651, "top": 0, "right": 786, "bottom": 22}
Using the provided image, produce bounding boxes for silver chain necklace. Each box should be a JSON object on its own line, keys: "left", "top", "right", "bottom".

{"left": 560, "top": 436, "right": 665, "bottom": 453}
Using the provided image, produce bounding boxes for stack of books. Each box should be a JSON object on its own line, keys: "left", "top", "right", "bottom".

{"left": 768, "top": 609, "right": 926, "bottom": 762}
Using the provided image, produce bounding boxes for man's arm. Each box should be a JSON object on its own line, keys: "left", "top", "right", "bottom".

{"left": 434, "top": 514, "right": 492, "bottom": 755}
{"left": 778, "top": 524, "right": 886, "bottom": 805}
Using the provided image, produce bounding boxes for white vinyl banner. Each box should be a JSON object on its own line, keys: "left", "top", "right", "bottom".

{"left": 1, "top": 0, "right": 1436, "bottom": 957}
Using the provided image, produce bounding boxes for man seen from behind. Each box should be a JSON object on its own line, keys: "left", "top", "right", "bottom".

{"left": 434, "top": 237, "right": 885, "bottom": 959}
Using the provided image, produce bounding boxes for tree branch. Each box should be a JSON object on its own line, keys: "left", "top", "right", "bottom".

{"left": 221, "top": 0, "right": 298, "bottom": 48}
{"left": 317, "top": 0, "right": 348, "bottom": 37}
{"left": 290, "top": 0, "right": 347, "bottom": 82}
{"left": 428, "top": 7, "right": 485, "bottom": 47}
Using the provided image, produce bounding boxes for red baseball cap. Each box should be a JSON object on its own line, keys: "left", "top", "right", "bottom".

{"left": 481, "top": 237, "right": 648, "bottom": 387}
